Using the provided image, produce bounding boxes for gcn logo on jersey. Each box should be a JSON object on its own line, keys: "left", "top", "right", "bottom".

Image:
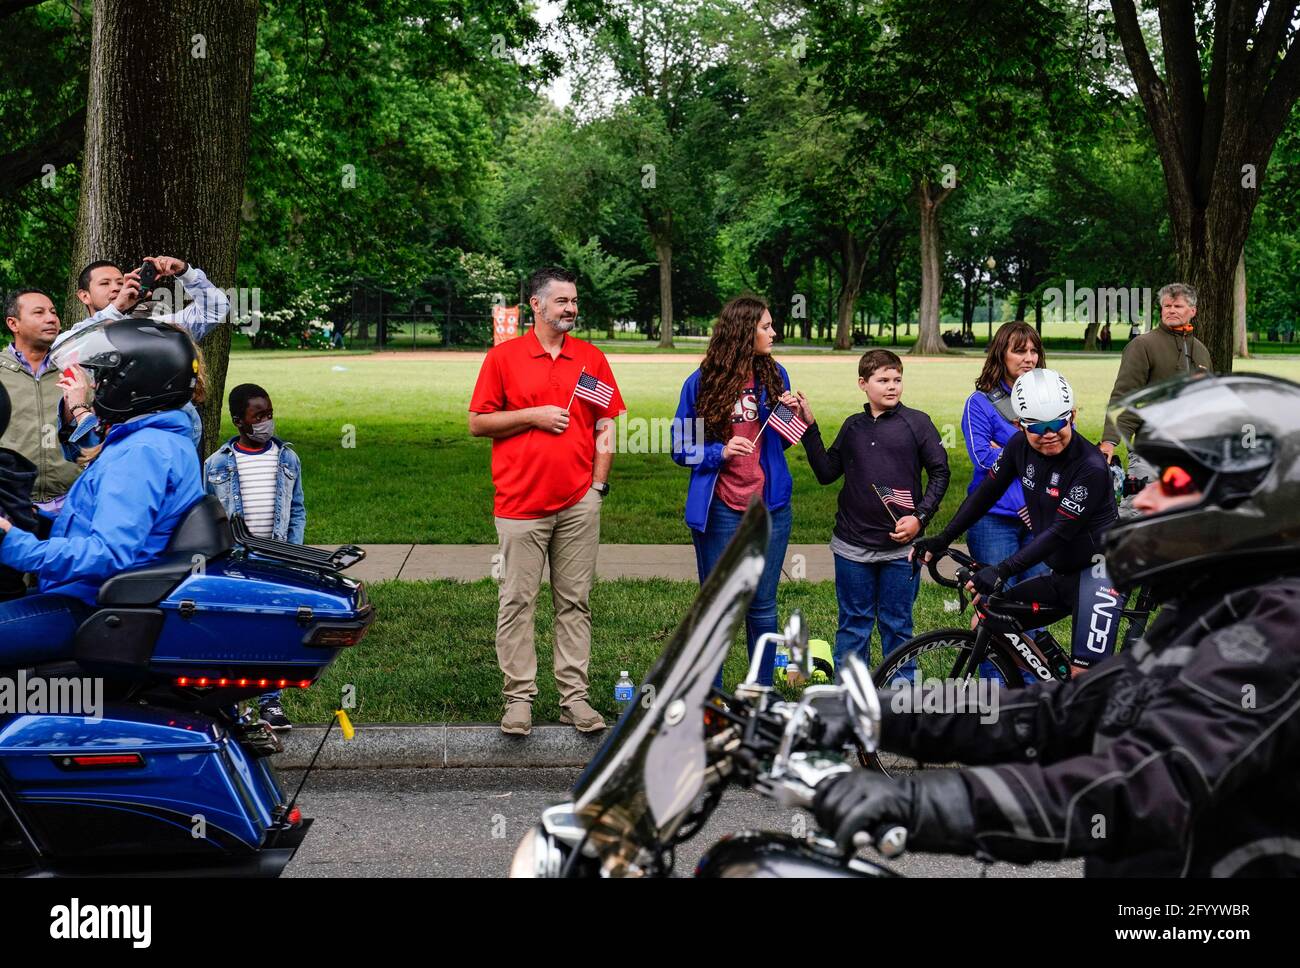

{"left": 1070, "top": 485, "right": 1088, "bottom": 502}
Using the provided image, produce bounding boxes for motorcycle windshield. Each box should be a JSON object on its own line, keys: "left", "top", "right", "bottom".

{"left": 569, "top": 500, "right": 769, "bottom": 865}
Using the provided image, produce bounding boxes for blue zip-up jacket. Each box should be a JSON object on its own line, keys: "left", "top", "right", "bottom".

{"left": 672, "top": 364, "right": 794, "bottom": 533}
{"left": 0, "top": 409, "right": 204, "bottom": 605}
{"left": 961, "top": 383, "right": 1028, "bottom": 521}
{"left": 204, "top": 436, "right": 306, "bottom": 544}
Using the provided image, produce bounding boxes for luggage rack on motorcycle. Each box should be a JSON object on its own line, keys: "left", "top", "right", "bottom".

{"left": 229, "top": 514, "right": 366, "bottom": 571}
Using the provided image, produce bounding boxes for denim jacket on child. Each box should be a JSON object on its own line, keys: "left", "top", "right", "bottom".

{"left": 203, "top": 436, "right": 306, "bottom": 544}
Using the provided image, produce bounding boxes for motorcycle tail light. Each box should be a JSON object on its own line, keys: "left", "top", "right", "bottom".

{"left": 174, "top": 677, "right": 314, "bottom": 689}
{"left": 306, "top": 624, "right": 371, "bottom": 647}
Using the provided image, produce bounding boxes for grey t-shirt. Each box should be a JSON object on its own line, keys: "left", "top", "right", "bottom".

{"left": 829, "top": 534, "right": 911, "bottom": 564}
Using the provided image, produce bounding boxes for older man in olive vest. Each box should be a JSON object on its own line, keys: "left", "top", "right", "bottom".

{"left": 0, "top": 289, "right": 96, "bottom": 598}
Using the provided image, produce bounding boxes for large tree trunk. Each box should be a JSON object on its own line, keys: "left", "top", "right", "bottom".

{"left": 654, "top": 232, "right": 673, "bottom": 349}
{"left": 889, "top": 279, "right": 898, "bottom": 343}
{"left": 912, "top": 177, "right": 953, "bottom": 355}
{"left": 69, "top": 0, "right": 259, "bottom": 456}
{"left": 834, "top": 232, "right": 867, "bottom": 351}
{"left": 1110, "top": 0, "right": 1300, "bottom": 373}
{"left": 1233, "top": 249, "right": 1249, "bottom": 359}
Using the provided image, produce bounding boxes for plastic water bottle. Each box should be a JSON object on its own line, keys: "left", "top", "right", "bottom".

{"left": 774, "top": 641, "right": 790, "bottom": 674}
{"left": 614, "top": 671, "right": 635, "bottom": 711}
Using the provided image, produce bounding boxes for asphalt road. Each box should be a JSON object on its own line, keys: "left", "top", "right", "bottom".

{"left": 281, "top": 768, "right": 1083, "bottom": 879}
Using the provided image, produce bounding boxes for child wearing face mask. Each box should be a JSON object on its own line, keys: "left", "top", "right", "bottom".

{"left": 204, "top": 382, "right": 306, "bottom": 730}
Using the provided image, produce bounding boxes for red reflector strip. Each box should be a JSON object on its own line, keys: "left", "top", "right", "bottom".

{"left": 59, "top": 753, "right": 145, "bottom": 769}
{"left": 287, "top": 806, "right": 302, "bottom": 824}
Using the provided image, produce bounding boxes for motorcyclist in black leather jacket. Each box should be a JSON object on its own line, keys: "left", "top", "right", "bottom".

{"left": 814, "top": 371, "right": 1300, "bottom": 876}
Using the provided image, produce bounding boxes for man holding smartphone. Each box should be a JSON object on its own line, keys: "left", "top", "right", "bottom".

{"left": 63, "top": 255, "right": 231, "bottom": 451}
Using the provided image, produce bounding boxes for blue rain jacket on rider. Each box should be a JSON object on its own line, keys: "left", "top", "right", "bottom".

{"left": 0, "top": 409, "right": 204, "bottom": 605}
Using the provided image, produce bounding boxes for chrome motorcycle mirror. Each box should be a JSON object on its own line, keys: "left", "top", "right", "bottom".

{"left": 838, "top": 653, "right": 882, "bottom": 755}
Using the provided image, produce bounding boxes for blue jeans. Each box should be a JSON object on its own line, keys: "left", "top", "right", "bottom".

{"left": 692, "top": 501, "right": 792, "bottom": 689}
{"left": 0, "top": 593, "right": 92, "bottom": 667}
{"left": 834, "top": 553, "right": 921, "bottom": 679}
{"left": 965, "top": 514, "right": 1049, "bottom": 587}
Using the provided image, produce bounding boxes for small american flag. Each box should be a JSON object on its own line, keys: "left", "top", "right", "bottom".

{"left": 765, "top": 401, "right": 808, "bottom": 445}
{"left": 572, "top": 370, "right": 614, "bottom": 408}
{"left": 1017, "top": 505, "right": 1033, "bottom": 530}
{"left": 873, "top": 484, "right": 915, "bottom": 521}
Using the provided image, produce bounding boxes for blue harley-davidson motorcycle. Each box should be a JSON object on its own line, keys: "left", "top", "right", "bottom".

{"left": 0, "top": 496, "right": 371, "bottom": 877}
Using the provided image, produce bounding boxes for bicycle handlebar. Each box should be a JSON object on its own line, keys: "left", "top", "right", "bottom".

{"left": 924, "top": 548, "right": 1032, "bottom": 627}
{"left": 923, "top": 547, "right": 981, "bottom": 589}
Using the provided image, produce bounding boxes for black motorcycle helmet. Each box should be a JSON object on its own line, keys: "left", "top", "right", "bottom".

{"left": 1102, "top": 371, "right": 1300, "bottom": 596}
{"left": 50, "top": 319, "right": 197, "bottom": 422}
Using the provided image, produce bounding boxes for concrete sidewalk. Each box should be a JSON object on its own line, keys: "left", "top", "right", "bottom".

{"left": 322, "top": 543, "right": 968, "bottom": 584}
{"left": 278, "top": 723, "right": 605, "bottom": 769}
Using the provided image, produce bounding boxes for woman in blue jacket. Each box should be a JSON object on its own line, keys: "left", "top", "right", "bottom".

{"left": 960, "top": 321, "right": 1049, "bottom": 585}
{"left": 672, "top": 295, "right": 804, "bottom": 687}
{"left": 0, "top": 319, "right": 204, "bottom": 666}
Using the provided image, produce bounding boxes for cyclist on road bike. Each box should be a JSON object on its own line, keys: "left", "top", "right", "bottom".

{"left": 814, "top": 371, "right": 1300, "bottom": 876}
{"left": 910, "top": 368, "right": 1120, "bottom": 675}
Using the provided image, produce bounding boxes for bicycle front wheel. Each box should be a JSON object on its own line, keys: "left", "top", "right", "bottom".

{"left": 862, "top": 629, "right": 1022, "bottom": 778}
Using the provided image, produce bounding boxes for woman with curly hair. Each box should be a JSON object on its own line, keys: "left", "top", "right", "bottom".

{"left": 671, "top": 295, "right": 805, "bottom": 687}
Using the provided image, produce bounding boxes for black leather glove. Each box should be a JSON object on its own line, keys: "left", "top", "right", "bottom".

{"left": 910, "top": 535, "right": 950, "bottom": 563}
{"left": 813, "top": 769, "right": 977, "bottom": 856}
{"left": 970, "top": 565, "right": 1004, "bottom": 597}
{"left": 810, "top": 702, "right": 856, "bottom": 750}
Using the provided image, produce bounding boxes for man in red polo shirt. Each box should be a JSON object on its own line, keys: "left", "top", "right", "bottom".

{"left": 469, "top": 267, "right": 626, "bottom": 736}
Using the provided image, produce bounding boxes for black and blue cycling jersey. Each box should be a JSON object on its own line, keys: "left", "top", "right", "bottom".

{"left": 939, "top": 430, "right": 1123, "bottom": 666}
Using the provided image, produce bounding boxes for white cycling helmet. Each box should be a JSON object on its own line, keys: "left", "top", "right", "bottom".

{"left": 1011, "top": 368, "right": 1074, "bottom": 423}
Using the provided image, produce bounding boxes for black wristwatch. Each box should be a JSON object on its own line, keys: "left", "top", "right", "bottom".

{"left": 592, "top": 481, "right": 610, "bottom": 496}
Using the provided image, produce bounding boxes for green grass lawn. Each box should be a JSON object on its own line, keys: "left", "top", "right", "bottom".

{"left": 222, "top": 348, "right": 1300, "bottom": 545}
{"left": 283, "top": 576, "right": 1097, "bottom": 724}
{"left": 282, "top": 576, "right": 1158, "bottom": 724}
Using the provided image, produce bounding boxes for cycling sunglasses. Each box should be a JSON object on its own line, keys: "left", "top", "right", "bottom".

{"left": 1020, "top": 416, "right": 1069, "bottom": 435}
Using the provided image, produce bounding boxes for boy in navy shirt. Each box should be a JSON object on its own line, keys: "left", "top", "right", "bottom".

{"left": 796, "top": 350, "right": 949, "bottom": 672}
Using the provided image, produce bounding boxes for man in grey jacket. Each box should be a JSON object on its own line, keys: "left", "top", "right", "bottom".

{"left": 62, "top": 256, "right": 231, "bottom": 453}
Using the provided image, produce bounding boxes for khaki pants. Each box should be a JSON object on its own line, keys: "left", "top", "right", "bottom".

{"left": 494, "top": 487, "right": 602, "bottom": 706}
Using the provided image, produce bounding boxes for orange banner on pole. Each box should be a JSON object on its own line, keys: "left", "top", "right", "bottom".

{"left": 492, "top": 304, "right": 521, "bottom": 344}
